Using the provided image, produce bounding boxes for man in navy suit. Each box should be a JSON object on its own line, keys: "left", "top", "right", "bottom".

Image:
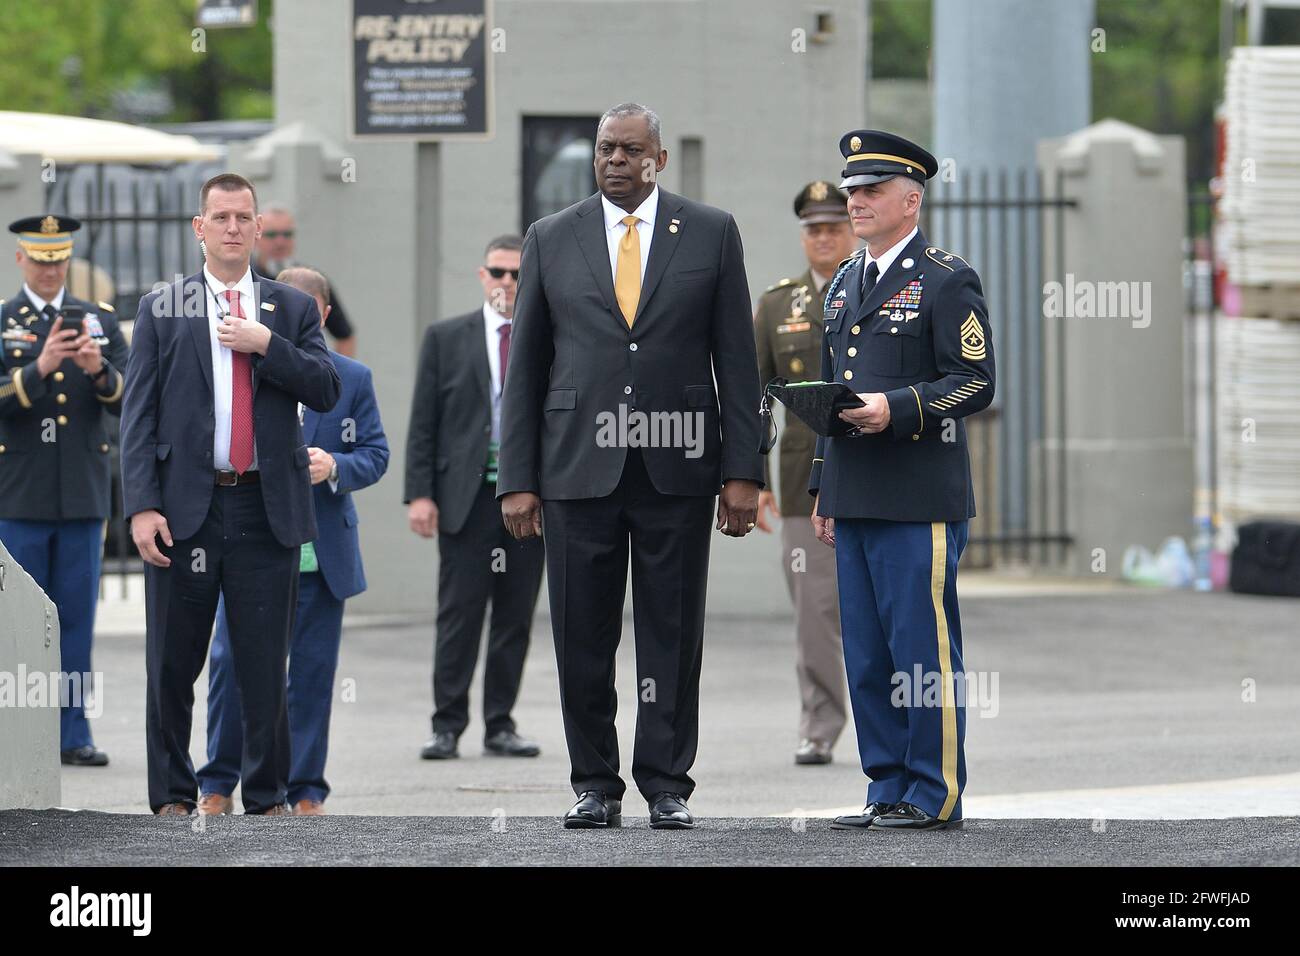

{"left": 195, "top": 267, "right": 388, "bottom": 816}
{"left": 121, "top": 173, "right": 341, "bottom": 816}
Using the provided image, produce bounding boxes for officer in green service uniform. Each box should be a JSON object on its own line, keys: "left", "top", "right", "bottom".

{"left": 754, "top": 181, "right": 859, "bottom": 765}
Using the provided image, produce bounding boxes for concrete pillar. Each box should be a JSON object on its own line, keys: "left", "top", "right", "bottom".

{"left": 0, "top": 539, "right": 61, "bottom": 809}
{"left": 932, "top": 0, "right": 1093, "bottom": 174}
{"left": 1036, "top": 120, "right": 1193, "bottom": 575}
{"left": 0, "top": 149, "right": 51, "bottom": 294}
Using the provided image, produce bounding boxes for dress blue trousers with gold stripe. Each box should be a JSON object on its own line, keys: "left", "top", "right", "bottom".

{"left": 834, "top": 518, "right": 968, "bottom": 822}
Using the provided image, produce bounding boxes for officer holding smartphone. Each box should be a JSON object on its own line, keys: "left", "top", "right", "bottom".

{"left": 0, "top": 215, "right": 129, "bottom": 766}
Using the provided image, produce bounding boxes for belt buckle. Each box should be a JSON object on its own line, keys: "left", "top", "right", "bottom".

{"left": 215, "top": 470, "right": 238, "bottom": 486}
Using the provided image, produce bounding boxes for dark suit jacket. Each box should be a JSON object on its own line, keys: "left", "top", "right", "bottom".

{"left": 121, "top": 270, "right": 341, "bottom": 548}
{"left": 0, "top": 290, "right": 129, "bottom": 520}
{"left": 304, "top": 351, "right": 389, "bottom": 601}
{"left": 403, "top": 310, "right": 494, "bottom": 536}
{"left": 497, "top": 189, "right": 764, "bottom": 500}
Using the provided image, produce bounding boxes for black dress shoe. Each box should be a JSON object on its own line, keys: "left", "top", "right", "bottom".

{"left": 419, "top": 732, "right": 459, "bottom": 760}
{"left": 60, "top": 746, "right": 109, "bottom": 767}
{"left": 484, "top": 730, "right": 541, "bottom": 757}
{"left": 563, "top": 791, "right": 621, "bottom": 829}
{"left": 830, "top": 801, "right": 896, "bottom": 830}
{"left": 869, "top": 801, "right": 963, "bottom": 831}
{"left": 648, "top": 792, "right": 694, "bottom": 830}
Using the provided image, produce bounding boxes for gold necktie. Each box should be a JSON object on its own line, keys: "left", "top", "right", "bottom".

{"left": 615, "top": 214, "right": 641, "bottom": 327}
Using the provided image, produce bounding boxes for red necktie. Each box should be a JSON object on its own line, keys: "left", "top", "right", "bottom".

{"left": 225, "top": 290, "right": 255, "bottom": 474}
{"left": 498, "top": 322, "right": 511, "bottom": 387}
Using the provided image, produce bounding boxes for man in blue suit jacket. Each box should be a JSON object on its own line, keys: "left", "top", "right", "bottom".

{"left": 196, "top": 267, "right": 388, "bottom": 816}
{"left": 121, "top": 175, "right": 341, "bottom": 816}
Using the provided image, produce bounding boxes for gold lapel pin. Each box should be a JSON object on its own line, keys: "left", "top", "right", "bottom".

{"left": 260, "top": 301, "right": 276, "bottom": 312}
{"left": 669, "top": 218, "right": 680, "bottom": 234}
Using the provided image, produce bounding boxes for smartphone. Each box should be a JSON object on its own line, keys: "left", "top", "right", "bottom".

{"left": 58, "top": 305, "right": 85, "bottom": 336}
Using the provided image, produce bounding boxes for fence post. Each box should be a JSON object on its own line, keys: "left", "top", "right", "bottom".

{"left": 1036, "top": 120, "right": 1194, "bottom": 577}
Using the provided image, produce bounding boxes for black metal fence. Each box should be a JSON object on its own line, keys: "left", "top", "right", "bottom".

{"left": 920, "top": 170, "right": 1077, "bottom": 568}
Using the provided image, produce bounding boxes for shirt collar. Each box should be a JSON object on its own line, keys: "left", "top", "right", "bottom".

{"left": 867, "top": 225, "right": 918, "bottom": 279}
{"left": 601, "top": 185, "right": 659, "bottom": 232}
{"left": 23, "top": 284, "right": 64, "bottom": 313}
{"left": 482, "top": 301, "right": 511, "bottom": 330}
{"left": 203, "top": 264, "right": 256, "bottom": 310}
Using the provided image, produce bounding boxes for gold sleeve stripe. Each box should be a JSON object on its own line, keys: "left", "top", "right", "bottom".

{"left": 908, "top": 385, "right": 923, "bottom": 433}
{"left": 0, "top": 382, "right": 14, "bottom": 400}
{"left": 12, "top": 365, "right": 31, "bottom": 408}
{"left": 96, "top": 368, "right": 124, "bottom": 403}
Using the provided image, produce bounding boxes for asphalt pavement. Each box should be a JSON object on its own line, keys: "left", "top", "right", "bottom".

{"left": 5, "top": 540, "right": 1299, "bottom": 865}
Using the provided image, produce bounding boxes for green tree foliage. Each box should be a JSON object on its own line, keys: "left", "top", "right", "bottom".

{"left": 1092, "top": 0, "right": 1224, "bottom": 187}
{"left": 0, "top": 0, "right": 272, "bottom": 121}
{"left": 872, "top": 0, "right": 932, "bottom": 80}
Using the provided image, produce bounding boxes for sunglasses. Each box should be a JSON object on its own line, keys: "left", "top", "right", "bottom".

{"left": 486, "top": 267, "right": 519, "bottom": 280}
{"left": 263, "top": 230, "right": 295, "bottom": 239}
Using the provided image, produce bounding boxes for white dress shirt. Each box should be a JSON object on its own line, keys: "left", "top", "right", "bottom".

{"left": 203, "top": 264, "right": 260, "bottom": 471}
{"left": 601, "top": 185, "right": 659, "bottom": 284}
{"left": 482, "top": 302, "right": 511, "bottom": 444}
{"left": 23, "top": 283, "right": 66, "bottom": 314}
{"left": 864, "top": 226, "right": 919, "bottom": 288}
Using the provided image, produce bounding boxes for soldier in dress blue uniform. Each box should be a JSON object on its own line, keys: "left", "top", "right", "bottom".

{"left": 808, "top": 131, "right": 995, "bottom": 831}
{"left": 0, "top": 215, "right": 128, "bottom": 766}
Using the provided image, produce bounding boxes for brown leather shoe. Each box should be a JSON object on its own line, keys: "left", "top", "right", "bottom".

{"left": 197, "top": 792, "right": 233, "bottom": 815}
{"left": 156, "top": 802, "right": 192, "bottom": 816}
{"left": 293, "top": 799, "right": 326, "bottom": 816}
{"left": 257, "top": 803, "right": 292, "bottom": 816}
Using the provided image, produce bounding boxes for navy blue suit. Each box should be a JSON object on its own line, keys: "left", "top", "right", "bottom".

{"left": 121, "top": 269, "right": 341, "bottom": 813}
{"left": 199, "top": 352, "right": 389, "bottom": 806}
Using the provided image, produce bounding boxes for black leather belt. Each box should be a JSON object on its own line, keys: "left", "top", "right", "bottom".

{"left": 214, "top": 470, "right": 260, "bottom": 486}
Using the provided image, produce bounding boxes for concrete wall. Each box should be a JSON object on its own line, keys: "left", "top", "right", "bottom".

{"left": 0, "top": 539, "right": 61, "bottom": 810}
{"left": 254, "top": 0, "right": 867, "bottom": 613}
{"left": 1037, "top": 120, "right": 1193, "bottom": 575}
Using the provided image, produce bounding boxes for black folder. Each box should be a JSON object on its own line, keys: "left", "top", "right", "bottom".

{"left": 764, "top": 379, "right": 866, "bottom": 438}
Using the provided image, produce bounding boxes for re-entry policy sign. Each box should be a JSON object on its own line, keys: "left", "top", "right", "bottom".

{"left": 351, "top": 0, "right": 494, "bottom": 139}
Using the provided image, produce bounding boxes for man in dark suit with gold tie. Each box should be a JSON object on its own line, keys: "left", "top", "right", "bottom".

{"left": 498, "top": 103, "right": 764, "bottom": 830}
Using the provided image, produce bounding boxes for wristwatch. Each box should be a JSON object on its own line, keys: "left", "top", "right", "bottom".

{"left": 328, "top": 460, "right": 339, "bottom": 484}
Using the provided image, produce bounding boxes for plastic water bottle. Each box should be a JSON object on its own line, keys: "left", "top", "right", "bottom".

{"left": 1192, "top": 515, "right": 1213, "bottom": 592}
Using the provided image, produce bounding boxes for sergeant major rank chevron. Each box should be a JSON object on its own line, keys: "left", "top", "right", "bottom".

{"left": 960, "top": 311, "right": 986, "bottom": 361}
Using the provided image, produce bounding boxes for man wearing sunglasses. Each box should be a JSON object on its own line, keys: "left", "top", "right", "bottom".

{"left": 254, "top": 203, "right": 357, "bottom": 357}
{"left": 405, "top": 234, "right": 546, "bottom": 761}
